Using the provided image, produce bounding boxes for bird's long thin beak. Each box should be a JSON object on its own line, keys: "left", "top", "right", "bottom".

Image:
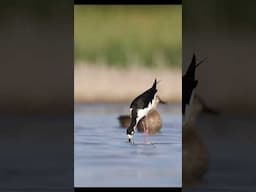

{"left": 128, "top": 138, "right": 134, "bottom": 144}
{"left": 127, "top": 134, "right": 134, "bottom": 143}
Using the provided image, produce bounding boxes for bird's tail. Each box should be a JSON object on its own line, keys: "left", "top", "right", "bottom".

{"left": 152, "top": 78, "right": 157, "bottom": 89}
{"left": 196, "top": 56, "right": 207, "bottom": 68}
{"left": 184, "top": 53, "right": 207, "bottom": 77}
{"left": 185, "top": 54, "right": 197, "bottom": 76}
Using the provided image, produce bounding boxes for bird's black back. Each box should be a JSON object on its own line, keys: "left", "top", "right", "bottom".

{"left": 130, "top": 79, "right": 157, "bottom": 109}
{"left": 182, "top": 54, "right": 198, "bottom": 115}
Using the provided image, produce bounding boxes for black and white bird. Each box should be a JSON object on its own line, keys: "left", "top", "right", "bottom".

{"left": 127, "top": 78, "right": 159, "bottom": 143}
{"left": 182, "top": 54, "right": 206, "bottom": 125}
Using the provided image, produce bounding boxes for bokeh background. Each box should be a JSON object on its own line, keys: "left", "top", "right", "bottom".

{"left": 183, "top": 0, "right": 256, "bottom": 191}
{"left": 74, "top": 5, "right": 182, "bottom": 104}
{"left": 0, "top": 1, "right": 73, "bottom": 191}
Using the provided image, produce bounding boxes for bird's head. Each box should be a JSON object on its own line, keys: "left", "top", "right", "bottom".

{"left": 126, "top": 128, "right": 135, "bottom": 143}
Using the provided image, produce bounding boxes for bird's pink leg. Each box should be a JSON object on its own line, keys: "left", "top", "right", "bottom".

{"left": 142, "top": 119, "right": 147, "bottom": 143}
{"left": 142, "top": 116, "right": 149, "bottom": 143}
{"left": 145, "top": 115, "right": 149, "bottom": 135}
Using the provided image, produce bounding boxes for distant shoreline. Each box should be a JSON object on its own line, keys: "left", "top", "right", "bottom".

{"left": 75, "top": 64, "right": 181, "bottom": 103}
{"left": 74, "top": 100, "right": 181, "bottom": 105}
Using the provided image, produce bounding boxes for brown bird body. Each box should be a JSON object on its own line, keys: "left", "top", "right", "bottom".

{"left": 118, "top": 109, "right": 162, "bottom": 134}
{"left": 182, "top": 123, "right": 208, "bottom": 186}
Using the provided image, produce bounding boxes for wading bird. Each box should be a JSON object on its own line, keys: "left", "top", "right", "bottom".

{"left": 126, "top": 79, "right": 160, "bottom": 143}
{"left": 118, "top": 96, "right": 166, "bottom": 134}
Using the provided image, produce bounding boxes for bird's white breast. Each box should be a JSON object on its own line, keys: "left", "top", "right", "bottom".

{"left": 137, "top": 107, "right": 149, "bottom": 122}
{"left": 137, "top": 93, "right": 157, "bottom": 122}
{"left": 183, "top": 89, "right": 196, "bottom": 126}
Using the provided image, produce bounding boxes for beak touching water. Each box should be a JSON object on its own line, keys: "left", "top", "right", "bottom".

{"left": 127, "top": 134, "right": 133, "bottom": 143}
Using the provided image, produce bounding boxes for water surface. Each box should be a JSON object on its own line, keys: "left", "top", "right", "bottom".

{"left": 74, "top": 103, "right": 181, "bottom": 187}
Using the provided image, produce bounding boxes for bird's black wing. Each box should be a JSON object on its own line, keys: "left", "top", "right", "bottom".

{"left": 130, "top": 79, "right": 157, "bottom": 109}
{"left": 130, "top": 89, "right": 157, "bottom": 109}
{"left": 182, "top": 54, "right": 207, "bottom": 115}
{"left": 182, "top": 54, "right": 198, "bottom": 115}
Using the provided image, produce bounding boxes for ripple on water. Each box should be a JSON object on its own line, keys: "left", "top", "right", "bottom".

{"left": 75, "top": 104, "right": 181, "bottom": 187}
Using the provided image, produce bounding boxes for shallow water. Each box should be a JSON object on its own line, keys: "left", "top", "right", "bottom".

{"left": 74, "top": 103, "right": 181, "bottom": 187}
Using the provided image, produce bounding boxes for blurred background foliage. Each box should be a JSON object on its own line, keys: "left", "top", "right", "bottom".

{"left": 183, "top": 1, "right": 256, "bottom": 32}
{"left": 74, "top": 5, "right": 182, "bottom": 69}
{"left": 0, "top": 0, "right": 70, "bottom": 21}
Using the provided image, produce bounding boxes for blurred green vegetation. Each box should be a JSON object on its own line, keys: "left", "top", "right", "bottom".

{"left": 74, "top": 5, "right": 181, "bottom": 69}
